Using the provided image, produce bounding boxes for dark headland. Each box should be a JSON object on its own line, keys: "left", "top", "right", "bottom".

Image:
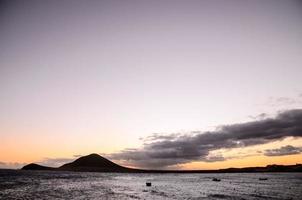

{"left": 21, "top": 153, "right": 302, "bottom": 173}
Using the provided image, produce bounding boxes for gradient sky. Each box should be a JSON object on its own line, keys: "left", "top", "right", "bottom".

{"left": 1, "top": 0, "right": 302, "bottom": 169}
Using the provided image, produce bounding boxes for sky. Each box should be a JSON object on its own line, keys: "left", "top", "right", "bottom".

{"left": 0, "top": 0, "right": 302, "bottom": 169}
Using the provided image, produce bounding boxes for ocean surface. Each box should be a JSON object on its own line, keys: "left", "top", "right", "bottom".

{"left": 0, "top": 169, "right": 301, "bottom": 200}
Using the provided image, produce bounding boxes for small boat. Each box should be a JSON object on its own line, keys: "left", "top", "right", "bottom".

{"left": 259, "top": 178, "right": 268, "bottom": 181}
{"left": 146, "top": 182, "right": 152, "bottom": 187}
{"left": 212, "top": 178, "right": 221, "bottom": 182}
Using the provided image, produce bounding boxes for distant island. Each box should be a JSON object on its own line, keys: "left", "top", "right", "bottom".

{"left": 22, "top": 153, "right": 302, "bottom": 173}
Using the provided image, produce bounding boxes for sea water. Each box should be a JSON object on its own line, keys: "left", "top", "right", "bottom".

{"left": 0, "top": 169, "right": 301, "bottom": 199}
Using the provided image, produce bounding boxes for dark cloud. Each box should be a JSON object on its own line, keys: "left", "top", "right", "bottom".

{"left": 141, "top": 133, "right": 183, "bottom": 143}
{"left": 204, "top": 155, "right": 226, "bottom": 162}
{"left": 248, "top": 113, "right": 268, "bottom": 120}
{"left": 276, "top": 97, "right": 296, "bottom": 104}
{"left": 266, "top": 95, "right": 302, "bottom": 107}
{"left": 264, "top": 145, "right": 302, "bottom": 156}
{"left": 109, "top": 109, "right": 302, "bottom": 168}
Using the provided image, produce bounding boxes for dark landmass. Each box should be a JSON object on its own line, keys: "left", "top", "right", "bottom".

{"left": 59, "top": 153, "right": 134, "bottom": 172}
{"left": 21, "top": 163, "right": 55, "bottom": 171}
{"left": 21, "top": 153, "right": 302, "bottom": 173}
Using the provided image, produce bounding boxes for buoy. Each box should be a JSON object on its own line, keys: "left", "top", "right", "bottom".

{"left": 146, "top": 182, "right": 152, "bottom": 187}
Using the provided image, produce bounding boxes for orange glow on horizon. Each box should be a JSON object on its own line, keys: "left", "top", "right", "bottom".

{"left": 181, "top": 154, "right": 302, "bottom": 170}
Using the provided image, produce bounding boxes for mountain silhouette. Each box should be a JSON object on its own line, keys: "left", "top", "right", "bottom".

{"left": 21, "top": 163, "right": 55, "bottom": 171}
{"left": 59, "top": 153, "right": 130, "bottom": 172}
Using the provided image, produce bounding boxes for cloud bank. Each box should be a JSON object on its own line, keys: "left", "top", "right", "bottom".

{"left": 264, "top": 145, "right": 302, "bottom": 156}
{"left": 109, "top": 109, "right": 302, "bottom": 168}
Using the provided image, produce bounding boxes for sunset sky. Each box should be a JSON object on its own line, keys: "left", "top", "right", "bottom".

{"left": 1, "top": 0, "right": 302, "bottom": 169}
